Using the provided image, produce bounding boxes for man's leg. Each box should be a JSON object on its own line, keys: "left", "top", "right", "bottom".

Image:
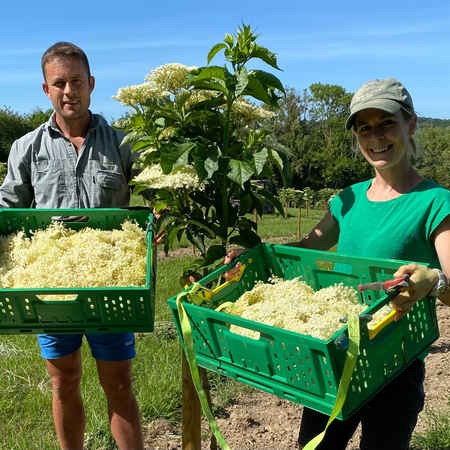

{"left": 45, "top": 349, "right": 85, "bottom": 450}
{"left": 96, "top": 358, "right": 144, "bottom": 450}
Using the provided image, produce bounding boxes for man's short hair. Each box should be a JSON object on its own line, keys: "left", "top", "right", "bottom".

{"left": 41, "top": 42, "right": 91, "bottom": 80}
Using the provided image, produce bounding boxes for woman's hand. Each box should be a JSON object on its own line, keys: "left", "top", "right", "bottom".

{"left": 389, "top": 264, "right": 439, "bottom": 320}
{"left": 223, "top": 249, "right": 248, "bottom": 281}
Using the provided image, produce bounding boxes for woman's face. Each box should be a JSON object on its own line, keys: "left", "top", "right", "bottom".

{"left": 354, "top": 108, "right": 417, "bottom": 171}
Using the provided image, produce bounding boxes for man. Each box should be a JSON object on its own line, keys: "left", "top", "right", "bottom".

{"left": 0, "top": 42, "right": 144, "bottom": 450}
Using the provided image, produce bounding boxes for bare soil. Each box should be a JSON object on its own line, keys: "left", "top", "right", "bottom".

{"left": 147, "top": 251, "right": 450, "bottom": 450}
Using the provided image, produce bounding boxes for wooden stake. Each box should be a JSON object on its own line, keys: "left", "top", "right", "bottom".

{"left": 306, "top": 201, "right": 310, "bottom": 218}
{"left": 182, "top": 350, "right": 201, "bottom": 450}
{"left": 200, "top": 367, "right": 217, "bottom": 450}
{"left": 285, "top": 202, "right": 288, "bottom": 219}
{"left": 297, "top": 207, "right": 301, "bottom": 239}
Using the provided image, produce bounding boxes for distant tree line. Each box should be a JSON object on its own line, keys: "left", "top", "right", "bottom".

{"left": 0, "top": 107, "right": 53, "bottom": 162}
{"left": 1, "top": 89, "right": 450, "bottom": 191}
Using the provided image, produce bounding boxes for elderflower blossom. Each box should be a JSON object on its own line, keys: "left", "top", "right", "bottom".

{"left": 232, "top": 99, "right": 275, "bottom": 122}
{"left": 0, "top": 220, "right": 147, "bottom": 294}
{"left": 229, "top": 277, "right": 393, "bottom": 341}
{"left": 112, "top": 82, "right": 169, "bottom": 107}
{"left": 133, "top": 164, "right": 204, "bottom": 191}
{"left": 145, "top": 63, "right": 198, "bottom": 94}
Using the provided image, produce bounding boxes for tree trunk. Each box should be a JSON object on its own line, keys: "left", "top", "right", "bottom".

{"left": 285, "top": 202, "right": 289, "bottom": 219}
{"left": 306, "top": 201, "right": 310, "bottom": 218}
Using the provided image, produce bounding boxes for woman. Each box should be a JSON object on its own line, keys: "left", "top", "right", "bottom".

{"left": 224, "top": 78, "right": 450, "bottom": 450}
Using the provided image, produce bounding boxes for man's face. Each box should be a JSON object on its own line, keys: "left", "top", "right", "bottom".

{"left": 42, "top": 57, "right": 94, "bottom": 125}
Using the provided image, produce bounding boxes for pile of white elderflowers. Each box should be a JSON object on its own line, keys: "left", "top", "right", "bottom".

{"left": 0, "top": 220, "right": 147, "bottom": 291}
{"left": 229, "top": 277, "right": 392, "bottom": 341}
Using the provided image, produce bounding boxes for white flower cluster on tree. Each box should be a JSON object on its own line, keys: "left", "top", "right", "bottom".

{"left": 133, "top": 164, "right": 204, "bottom": 191}
{"left": 0, "top": 220, "right": 147, "bottom": 292}
{"left": 228, "top": 277, "right": 392, "bottom": 341}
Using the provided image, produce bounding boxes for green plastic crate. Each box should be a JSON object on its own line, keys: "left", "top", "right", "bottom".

{"left": 168, "top": 243, "right": 439, "bottom": 420}
{"left": 0, "top": 208, "right": 156, "bottom": 334}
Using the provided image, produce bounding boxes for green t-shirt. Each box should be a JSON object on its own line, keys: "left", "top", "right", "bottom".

{"left": 330, "top": 178, "right": 450, "bottom": 269}
{"left": 330, "top": 179, "right": 450, "bottom": 362}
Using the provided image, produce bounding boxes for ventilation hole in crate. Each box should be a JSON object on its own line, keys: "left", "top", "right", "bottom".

{"left": 219, "top": 336, "right": 223, "bottom": 342}
{"left": 203, "top": 329, "right": 207, "bottom": 335}
{"left": 201, "top": 319, "right": 204, "bottom": 324}
{"left": 284, "top": 354, "right": 288, "bottom": 361}
{"left": 302, "top": 371, "right": 306, "bottom": 377}
{"left": 119, "top": 296, "right": 123, "bottom": 301}
{"left": 362, "top": 370, "right": 365, "bottom": 378}
{"left": 352, "top": 385, "right": 356, "bottom": 392}
{"left": 287, "top": 366, "right": 291, "bottom": 372}
{"left": 127, "top": 300, "right": 131, "bottom": 305}
{"left": 106, "top": 310, "right": 110, "bottom": 315}
{"left": 105, "top": 303, "right": 109, "bottom": 308}
{"left": 363, "top": 349, "right": 367, "bottom": 356}
{"left": 25, "top": 305, "right": 29, "bottom": 311}
{"left": 25, "top": 298, "right": 29, "bottom": 304}
{"left": 326, "top": 369, "right": 330, "bottom": 376}
{"left": 218, "top": 326, "right": 222, "bottom": 332}
{"left": 229, "top": 352, "right": 234, "bottom": 363}
{"left": 328, "top": 380, "right": 332, "bottom": 387}
{"left": 140, "top": 297, "right": 144, "bottom": 302}
{"left": 128, "top": 307, "right": 131, "bottom": 311}
{"left": 296, "top": 347, "right": 301, "bottom": 354}
{"left": 296, "top": 374, "right": 300, "bottom": 380}
{"left": 293, "top": 363, "right": 297, "bottom": 369}
{"left": 90, "top": 305, "right": 95, "bottom": 310}
{"left": 6, "top": 298, "right": 10, "bottom": 303}
{"left": 1, "top": 310, "right": 5, "bottom": 314}
{"left": 299, "top": 358, "right": 303, "bottom": 365}
{"left": 254, "top": 364, "right": 260, "bottom": 372}
{"left": 305, "top": 382, "right": 309, "bottom": 389}
{"left": 10, "top": 311, "right": 14, "bottom": 316}
{"left": 274, "top": 353, "right": 278, "bottom": 359}
{"left": 0, "top": 303, "right": 3, "bottom": 307}
{"left": 358, "top": 386, "right": 362, "bottom": 393}
{"left": 202, "top": 342, "right": 206, "bottom": 348}
{"left": 322, "top": 356, "right": 327, "bottom": 364}
{"left": 277, "top": 364, "right": 281, "bottom": 371}
{"left": 305, "top": 355, "right": 310, "bottom": 362}
{"left": 355, "top": 375, "right": 360, "bottom": 382}
{"left": 312, "top": 379, "right": 316, "bottom": 386}
{"left": 281, "top": 342, "right": 286, "bottom": 349}
{"left": 421, "top": 332, "right": 425, "bottom": 339}
{"left": 104, "top": 296, "right": 108, "bottom": 301}
{"left": 359, "top": 359, "right": 363, "bottom": 367}
{"left": 121, "top": 310, "right": 125, "bottom": 315}
{"left": 141, "top": 304, "right": 145, "bottom": 309}
{"left": 8, "top": 305, "right": 12, "bottom": 310}
{"left": 308, "top": 367, "right": 312, "bottom": 374}
{"left": 112, "top": 300, "right": 116, "bottom": 305}
{"left": 291, "top": 377, "right": 294, "bottom": 383}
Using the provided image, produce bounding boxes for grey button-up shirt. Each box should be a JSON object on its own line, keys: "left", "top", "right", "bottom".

{"left": 0, "top": 112, "right": 139, "bottom": 209}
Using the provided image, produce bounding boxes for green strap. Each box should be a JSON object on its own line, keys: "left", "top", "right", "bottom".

{"left": 177, "top": 284, "right": 231, "bottom": 450}
{"left": 303, "top": 314, "right": 360, "bottom": 449}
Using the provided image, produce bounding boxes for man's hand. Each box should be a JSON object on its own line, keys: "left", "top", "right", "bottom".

{"left": 389, "top": 264, "right": 439, "bottom": 320}
{"left": 223, "top": 249, "right": 247, "bottom": 281}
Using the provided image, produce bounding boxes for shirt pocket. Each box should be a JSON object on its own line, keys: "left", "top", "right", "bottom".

{"left": 31, "top": 160, "right": 66, "bottom": 207}
{"left": 92, "top": 169, "right": 128, "bottom": 207}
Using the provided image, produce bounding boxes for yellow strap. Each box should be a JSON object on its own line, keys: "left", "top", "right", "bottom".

{"left": 303, "top": 314, "right": 360, "bottom": 449}
{"left": 177, "top": 284, "right": 231, "bottom": 450}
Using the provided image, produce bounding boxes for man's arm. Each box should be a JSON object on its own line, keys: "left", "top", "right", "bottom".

{"left": 0, "top": 141, "right": 34, "bottom": 208}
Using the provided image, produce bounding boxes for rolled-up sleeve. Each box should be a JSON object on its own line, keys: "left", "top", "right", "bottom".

{"left": 0, "top": 140, "right": 34, "bottom": 208}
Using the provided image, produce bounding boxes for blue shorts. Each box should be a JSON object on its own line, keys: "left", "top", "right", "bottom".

{"left": 37, "top": 333, "right": 136, "bottom": 362}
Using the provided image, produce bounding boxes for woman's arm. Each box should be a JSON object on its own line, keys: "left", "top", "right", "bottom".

{"left": 223, "top": 211, "right": 340, "bottom": 280}
{"left": 287, "top": 210, "right": 340, "bottom": 250}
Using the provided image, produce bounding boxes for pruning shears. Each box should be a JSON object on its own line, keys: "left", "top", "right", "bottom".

{"left": 358, "top": 274, "right": 410, "bottom": 294}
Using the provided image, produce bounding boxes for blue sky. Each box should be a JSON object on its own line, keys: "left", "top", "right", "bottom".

{"left": 2, "top": 0, "right": 450, "bottom": 121}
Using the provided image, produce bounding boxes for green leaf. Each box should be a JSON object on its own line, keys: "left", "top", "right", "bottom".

{"left": 207, "top": 43, "right": 227, "bottom": 65}
{"left": 251, "top": 47, "right": 281, "bottom": 70}
{"left": 168, "top": 224, "right": 182, "bottom": 248}
{"left": 184, "top": 110, "right": 215, "bottom": 125}
{"left": 186, "top": 228, "right": 206, "bottom": 255}
{"left": 249, "top": 70, "right": 286, "bottom": 94}
{"left": 204, "top": 145, "right": 221, "bottom": 179}
{"left": 131, "top": 136, "right": 155, "bottom": 152}
{"left": 119, "top": 130, "right": 139, "bottom": 147}
{"left": 268, "top": 150, "right": 292, "bottom": 187}
{"left": 227, "top": 159, "right": 255, "bottom": 188}
{"left": 192, "top": 93, "right": 227, "bottom": 111}
{"left": 160, "top": 141, "right": 196, "bottom": 174}
{"left": 229, "top": 229, "right": 261, "bottom": 248}
{"left": 113, "top": 117, "right": 131, "bottom": 130}
{"left": 238, "top": 194, "right": 252, "bottom": 215}
{"left": 235, "top": 66, "right": 249, "bottom": 96}
{"left": 185, "top": 66, "right": 226, "bottom": 83}
{"left": 155, "top": 213, "right": 178, "bottom": 235}
{"left": 253, "top": 148, "right": 268, "bottom": 175}
{"left": 198, "top": 245, "right": 227, "bottom": 268}
{"left": 174, "top": 90, "right": 192, "bottom": 112}
{"left": 186, "top": 219, "right": 216, "bottom": 239}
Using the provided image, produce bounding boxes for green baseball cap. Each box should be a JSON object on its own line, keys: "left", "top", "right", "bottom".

{"left": 345, "top": 78, "right": 414, "bottom": 130}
